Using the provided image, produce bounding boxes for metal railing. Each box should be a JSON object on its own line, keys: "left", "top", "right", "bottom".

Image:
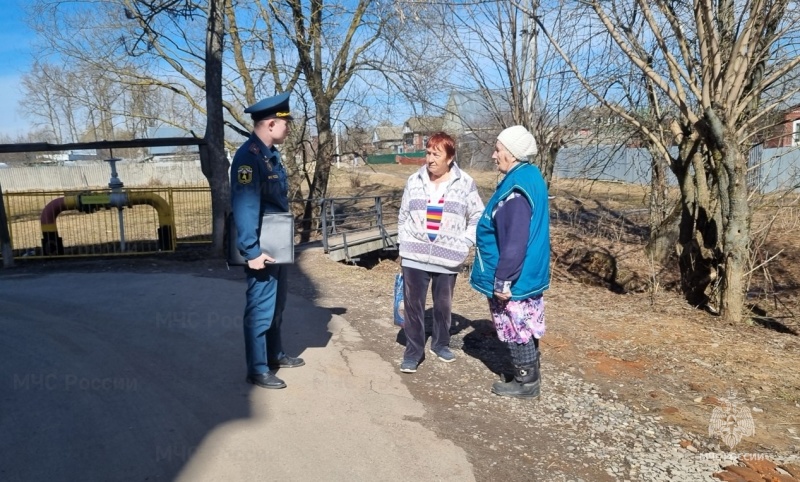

{"left": 319, "top": 195, "right": 400, "bottom": 260}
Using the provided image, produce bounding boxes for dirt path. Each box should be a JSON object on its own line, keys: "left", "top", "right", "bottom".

{"left": 290, "top": 245, "right": 800, "bottom": 480}
{"left": 297, "top": 163, "right": 800, "bottom": 478}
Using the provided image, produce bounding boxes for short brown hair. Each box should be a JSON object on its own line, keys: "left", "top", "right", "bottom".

{"left": 426, "top": 132, "right": 456, "bottom": 159}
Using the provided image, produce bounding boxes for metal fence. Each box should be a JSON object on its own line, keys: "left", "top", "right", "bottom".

{"left": 3, "top": 187, "right": 211, "bottom": 258}
{"left": 551, "top": 145, "right": 800, "bottom": 193}
{"left": 0, "top": 160, "right": 208, "bottom": 193}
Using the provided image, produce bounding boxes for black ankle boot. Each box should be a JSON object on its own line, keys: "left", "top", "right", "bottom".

{"left": 491, "top": 363, "right": 540, "bottom": 398}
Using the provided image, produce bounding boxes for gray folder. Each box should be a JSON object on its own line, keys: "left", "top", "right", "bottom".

{"left": 226, "top": 212, "right": 295, "bottom": 265}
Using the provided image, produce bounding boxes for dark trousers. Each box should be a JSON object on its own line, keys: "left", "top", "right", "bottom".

{"left": 243, "top": 264, "right": 287, "bottom": 375}
{"left": 402, "top": 265, "right": 458, "bottom": 362}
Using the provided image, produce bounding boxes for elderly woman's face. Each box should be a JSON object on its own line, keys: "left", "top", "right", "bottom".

{"left": 492, "top": 141, "right": 517, "bottom": 174}
{"left": 426, "top": 145, "right": 453, "bottom": 180}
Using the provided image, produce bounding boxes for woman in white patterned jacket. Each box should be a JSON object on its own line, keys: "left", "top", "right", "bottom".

{"left": 396, "top": 132, "right": 485, "bottom": 374}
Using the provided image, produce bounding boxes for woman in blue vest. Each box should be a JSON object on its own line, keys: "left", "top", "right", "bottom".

{"left": 470, "top": 125, "right": 550, "bottom": 398}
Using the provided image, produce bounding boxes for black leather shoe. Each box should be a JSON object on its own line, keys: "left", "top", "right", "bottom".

{"left": 246, "top": 372, "right": 287, "bottom": 389}
{"left": 268, "top": 355, "right": 305, "bottom": 369}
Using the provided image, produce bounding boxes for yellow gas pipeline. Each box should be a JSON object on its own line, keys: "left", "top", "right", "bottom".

{"left": 40, "top": 190, "right": 175, "bottom": 255}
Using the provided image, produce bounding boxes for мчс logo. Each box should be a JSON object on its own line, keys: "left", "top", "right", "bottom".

{"left": 708, "top": 390, "right": 755, "bottom": 449}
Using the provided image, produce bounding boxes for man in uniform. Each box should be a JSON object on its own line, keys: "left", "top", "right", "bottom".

{"left": 231, "top": 91, "right": 304, "bottom": 389}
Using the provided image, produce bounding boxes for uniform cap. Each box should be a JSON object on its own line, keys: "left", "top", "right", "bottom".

{"left": 244, "top": 91, "right": 293, "bottom": 122}
{"left": 497, "top": 125, "right": 538, "bottom": 160}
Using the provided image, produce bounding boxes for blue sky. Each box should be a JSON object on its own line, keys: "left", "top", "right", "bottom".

{"left": 0, "top": 0, "right": 35, "bottom": 138}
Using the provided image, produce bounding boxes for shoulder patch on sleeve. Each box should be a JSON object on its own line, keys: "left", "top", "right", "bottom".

{"left": 237, "top": 165, "right": 253, "bottom": 184}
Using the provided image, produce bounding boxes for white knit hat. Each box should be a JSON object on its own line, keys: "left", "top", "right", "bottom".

{"left": 497, "top": 125, "right": 538, "bottom": 160}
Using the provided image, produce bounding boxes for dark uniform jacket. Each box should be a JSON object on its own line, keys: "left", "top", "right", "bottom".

{"left": 230, "top": 133, "right": 289, "bottom": 261}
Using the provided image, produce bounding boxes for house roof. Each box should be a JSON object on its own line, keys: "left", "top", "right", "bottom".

{"left": 404, "top": 116, "right": 443, "bottom": 133}
{"left": 780, "top": 92, "right": 800, "bottom": 111}
{"left": 446, "top": 90, "right": 514, "bottom": 129}
{"left": 373, "top": 125, "right": 403, "bottom": 141}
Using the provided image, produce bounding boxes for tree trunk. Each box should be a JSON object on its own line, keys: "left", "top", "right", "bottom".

{"left": 671, "top": 131, "right": 750, "bottom": 322}
{"left": 199, "top": 144, "right": 230, "bottom": 254}
{"left": 676, "top": 196, "right": 720, "bottom": 308}
{"left": 718, "top": 140, "right": 750, "bottom": 323}
{"left": 644, "top": 200, "right": 680, "bottom": 264}
{"left": 300, "top": 103, "right": 334, "bottom": 243}
{"left": 649, "top": 150, "right": 669, "bottom": 233}
{"left": 673, "top": 144, "right": 722, "bottom": 309}
{"left": 644, "top": 149, "right": 675, "bottom": 263}
{"left": 540, "top": 144, "right": 557, "bottom": 189}
{"left": 200, "top": 0, "right": 229, "bottom": 255}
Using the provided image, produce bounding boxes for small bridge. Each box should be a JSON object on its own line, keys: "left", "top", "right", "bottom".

{"left": 320, "top": 195, "right": 399, "bottom": 262}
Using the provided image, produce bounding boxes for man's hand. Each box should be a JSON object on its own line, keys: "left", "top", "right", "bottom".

{"left": 247, "top": 253, "right": 276, "bottom": 269}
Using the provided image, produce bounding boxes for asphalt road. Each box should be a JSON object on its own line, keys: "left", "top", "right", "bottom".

{"left": 0, "top": 271, "right": 473, "bottom": 481}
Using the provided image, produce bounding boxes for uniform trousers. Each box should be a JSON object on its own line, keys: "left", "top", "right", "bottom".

{"left": 243, "top": 264, "right": 287, "bottom": 375}
{"left": 401, "top": 265, "right": 457, "bottom": 362}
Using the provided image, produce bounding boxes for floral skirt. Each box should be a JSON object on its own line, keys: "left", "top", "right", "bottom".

{"left": 488, "top": 295, "right": 546, "bottom": 344}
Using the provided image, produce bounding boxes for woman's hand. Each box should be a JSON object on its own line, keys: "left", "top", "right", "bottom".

{"left": 493, "top": 279, "right": 512, "bottom": 301}
{"left": 493, "top": 291, "right": 511, "bottom": 301}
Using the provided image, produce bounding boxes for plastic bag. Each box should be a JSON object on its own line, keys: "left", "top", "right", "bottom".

{"left": 393, "top": 273, "right": 405, "bottom": 326}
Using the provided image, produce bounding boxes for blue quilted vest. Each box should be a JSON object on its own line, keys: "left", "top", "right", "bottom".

{"left": 469, "top": 162, "right": 551, "bottom": 300}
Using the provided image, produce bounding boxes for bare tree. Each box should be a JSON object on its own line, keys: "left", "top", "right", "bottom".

{"left": 396, "top": 0, "right": 584, "bottom": 184}
{"left": 253, "top": 0, "right": 406, "bottom": 240}
{"left": 20, "top": 63, "right": 77, "bottom": 143}
{"left": 202, "top": 0, "right": 229, "bottom": 253}
{"left": 534, "top": 0, "right": 800, "bottom": 322}
{"left": 27, "top": 0, "right": 410, "bottom": 246}
{"left": 28, "top": 0, "right": 240, "bottom": 251}
{"left": 23, "top": 45, "right": 186, "bottom": 146}
{"left": 120, "top": 0, "right": 230, "bottom": 252}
